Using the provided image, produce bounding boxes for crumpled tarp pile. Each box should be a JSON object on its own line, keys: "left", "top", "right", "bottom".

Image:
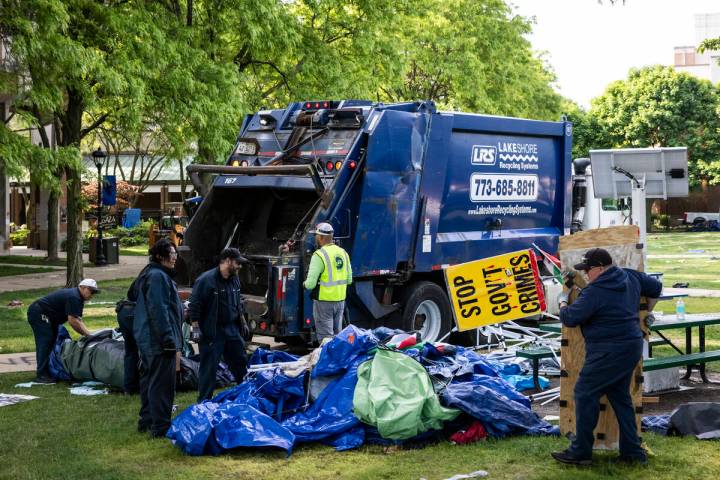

{"left": 642, "top": 402, "right": 720, "bottom": 440}
{"left": 167, "top": 325, "right": 557, "bottom": 455}
{"left": 48, "top": 326, "right": 235, "bottom": 391}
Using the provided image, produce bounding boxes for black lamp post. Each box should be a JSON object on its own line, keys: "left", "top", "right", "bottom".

{"left": 92, "top": 148, "right": 107, "bottom": 266}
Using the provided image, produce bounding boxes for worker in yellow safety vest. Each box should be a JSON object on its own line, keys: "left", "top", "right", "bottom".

{"left": 303, "top": 222, "right": 352, "bottom": 342}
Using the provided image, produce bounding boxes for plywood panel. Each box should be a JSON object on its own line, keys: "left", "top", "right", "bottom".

{"left": 558, "top": 226, "right": 645, "bottom": 451}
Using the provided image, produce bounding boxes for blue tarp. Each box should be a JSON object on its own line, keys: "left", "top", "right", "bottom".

{"left": 442, "top": 378, "right": 558, "bottom": 437}
{"left": 642, "top": 414, "right": 671, "bottom": 436}
{"left": 122, "top": 208, "right": 141, "bottom": 228}
{"left": 312, "top": 325, "right": 378, "bottom": 377}
{"left": 168, "top": 326, "right": 557, "bottom": 455}
{"left": 49, "top": 325, "right": 72, "bottom": 380}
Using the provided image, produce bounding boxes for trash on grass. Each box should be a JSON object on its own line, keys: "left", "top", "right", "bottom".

{"left": 0, "top": 393, "right": 39, "bottom": 407}
{"left": 69, "top": 386, "right": 109, "bottom": 396}
{"left": 14, "top": 381, "right": 55, "bottom": 388}
{"left": 442, "top": 470, "right": 489, "bottom": 480}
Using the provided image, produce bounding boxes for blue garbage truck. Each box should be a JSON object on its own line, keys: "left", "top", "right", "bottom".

{"left": 180, "top": 100, "right": 572, "bottom": 344}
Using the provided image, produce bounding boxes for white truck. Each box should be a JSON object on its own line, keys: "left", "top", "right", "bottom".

{"left": 571, "top": 158, "right": 631, "bottom": 232}
{"left": 683, "top": 211, "right": 720, "bottom": 226}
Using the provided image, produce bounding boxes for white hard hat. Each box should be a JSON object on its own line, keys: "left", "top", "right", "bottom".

{"left": 78, "top": 278, "right": 100, "bottom": 293}
{"left": 310, "top": 222, "right": 334, "bottom": 236}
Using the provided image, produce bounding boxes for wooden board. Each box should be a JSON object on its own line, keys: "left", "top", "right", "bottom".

{"left": 558, "top": 226, "right": 645, "bottom": 451}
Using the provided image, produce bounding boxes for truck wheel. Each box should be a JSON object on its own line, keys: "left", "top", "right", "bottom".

{"left": 401, "top": 282, "right": 452, "bottom": 343}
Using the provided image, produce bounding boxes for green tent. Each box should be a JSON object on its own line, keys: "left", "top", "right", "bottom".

{"left": 353, "top": 349, "right": 460, "bottom": 440}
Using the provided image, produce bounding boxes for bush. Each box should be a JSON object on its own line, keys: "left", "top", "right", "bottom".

{"left": 652, "top": 213, "right": 670, "bottom": 230}
{"left": 10, "top": 227, "right": 29, "bottom": 246}
{"left": 102, "top": 219, "right": 153, "bottom": 247}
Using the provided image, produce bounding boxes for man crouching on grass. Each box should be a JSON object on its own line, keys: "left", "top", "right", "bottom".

{"left": 27, "top": 279, "right": 99, "bottom": 383}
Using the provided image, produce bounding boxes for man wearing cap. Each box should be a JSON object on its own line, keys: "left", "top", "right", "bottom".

{"left": 27, "top": 279, "right": 99, "bottom": 382}
{"left": 303, "top": 222, "right": 352, "bottom": 343}
{"left": 189, "top": 247, "right": 251, "bottom": 402}
{"left": 551, "top": 248, "right": 662, "bottom": 466}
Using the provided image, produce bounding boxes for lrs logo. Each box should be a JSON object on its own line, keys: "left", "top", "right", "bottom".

{"left": 471, "top": 145, "right": 496, "bottom": 165}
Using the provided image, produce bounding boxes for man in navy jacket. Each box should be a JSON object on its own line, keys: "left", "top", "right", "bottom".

{"left": 189, "top": 248, "right": 250, "bottom": 402}
{"left": 133, "top": 239, "right": 183, "bottom": 437}
{"left": 552, "top": 248, "right": 661, "bottom": 466}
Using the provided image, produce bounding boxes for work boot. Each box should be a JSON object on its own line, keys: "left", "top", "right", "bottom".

{"left": 34, "top": 375, "right": 55, "bottom": 384}
{"left": 551, "top": 449, "right": 592, "bottom": 466}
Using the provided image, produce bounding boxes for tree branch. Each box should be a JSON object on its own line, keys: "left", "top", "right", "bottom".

{"left": 80, "top": 112, "right": 110, "bottom": 140}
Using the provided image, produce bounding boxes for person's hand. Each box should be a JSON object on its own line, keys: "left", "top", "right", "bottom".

{"left": 557, "top": 291, "right": 569, "bottom": 307}
{"left": 190, "top": 322, "right": 202, "bottom": 342}
{"left": 562, "top": 270, "right": 576, "bottom": 287}
{"left": 279, "top": 239, "right": 295, "bottom": 254}
{"left": 240, "top": 314, "right": 251, "bottom": 341}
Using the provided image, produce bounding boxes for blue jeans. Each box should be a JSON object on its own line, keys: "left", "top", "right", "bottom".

{"left": 569, "top": 342, "right": 646, "bottom": 460}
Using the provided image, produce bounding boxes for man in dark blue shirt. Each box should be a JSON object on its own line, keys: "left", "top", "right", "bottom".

{"left": 28, "top": 278, "right": 99, "bottom": 382}
{"left": 189, "top": 248, "right": 250, "bottom": 402}
{"left": 552, "top": 248, "right": 662, "bottom": 466}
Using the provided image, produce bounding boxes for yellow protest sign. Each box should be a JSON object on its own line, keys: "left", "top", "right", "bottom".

{"left": 444, "top": 249, "right": 546, "bottom": 331}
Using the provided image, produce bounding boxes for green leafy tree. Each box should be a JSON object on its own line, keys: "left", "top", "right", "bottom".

{"left": 590, "top": 65, "right": 720, "bottom": 185}
{"left": 561, "top": 100, "right": 612, "bottom": 160}
{"left": 1, "top": 0, "right": 244, "bottom": 284}
{"left": 381, "top": 0, "right": 563, "bottom": 120}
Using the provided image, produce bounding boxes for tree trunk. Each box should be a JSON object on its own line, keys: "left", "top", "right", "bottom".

{"left": 47, "top": 189, "right": 59, "bottom": 261}
{"left": 65, "top": 166, "right": 84, "bottom": 286}
{"left": 62, "top": 88, "right": 85, "bottom": 287}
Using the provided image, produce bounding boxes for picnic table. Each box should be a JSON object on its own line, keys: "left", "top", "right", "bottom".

{"left": 538, "top": 313, "right": 720, "bottom": 383}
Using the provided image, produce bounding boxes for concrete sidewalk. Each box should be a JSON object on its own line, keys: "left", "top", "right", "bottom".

{"left": 0, "top": 247, "right": 146, "bottom": 293}
{"left": 0, "top": 352, "right": 36, "bottom": 374}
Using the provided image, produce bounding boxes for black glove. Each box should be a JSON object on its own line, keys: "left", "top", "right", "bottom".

{"left": 240, "top": 314, "right": 251, "bottom": 341}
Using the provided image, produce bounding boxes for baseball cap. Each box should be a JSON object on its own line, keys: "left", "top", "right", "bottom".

{"left": 573, "top": 248, "right": 613, "bottom": 271}
{"left": 220, "top": 247, "right": 249, "bottom": 264}
{"left": 309, "top": 222, "right": 334, "bottom": 236}
{"left": 78, "top": 278, "right": 100, "bottom": 293}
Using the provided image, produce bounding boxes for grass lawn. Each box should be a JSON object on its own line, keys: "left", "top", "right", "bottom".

{"left": 0, "top": 255, "right": 68, "bottom": 267}
{"left": 646, "top": 232, "right": 720, "bottom": 289}
{"left": 1, "top": 370, "right": 719, "bottom": 480}
{"left": 0, "top": 255, "right": 94, "bottom": 268}
{"left": 0, "top": 265, "right": 59, "bottom": 277}
{"left": 0, "top": 278, "right": 134, "bottom": 354}
{"left": 120, "top": 244, "right": 149, "bottom": 256}
{"left": 2, "top": 235, "right": 720, "bottom": 479}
